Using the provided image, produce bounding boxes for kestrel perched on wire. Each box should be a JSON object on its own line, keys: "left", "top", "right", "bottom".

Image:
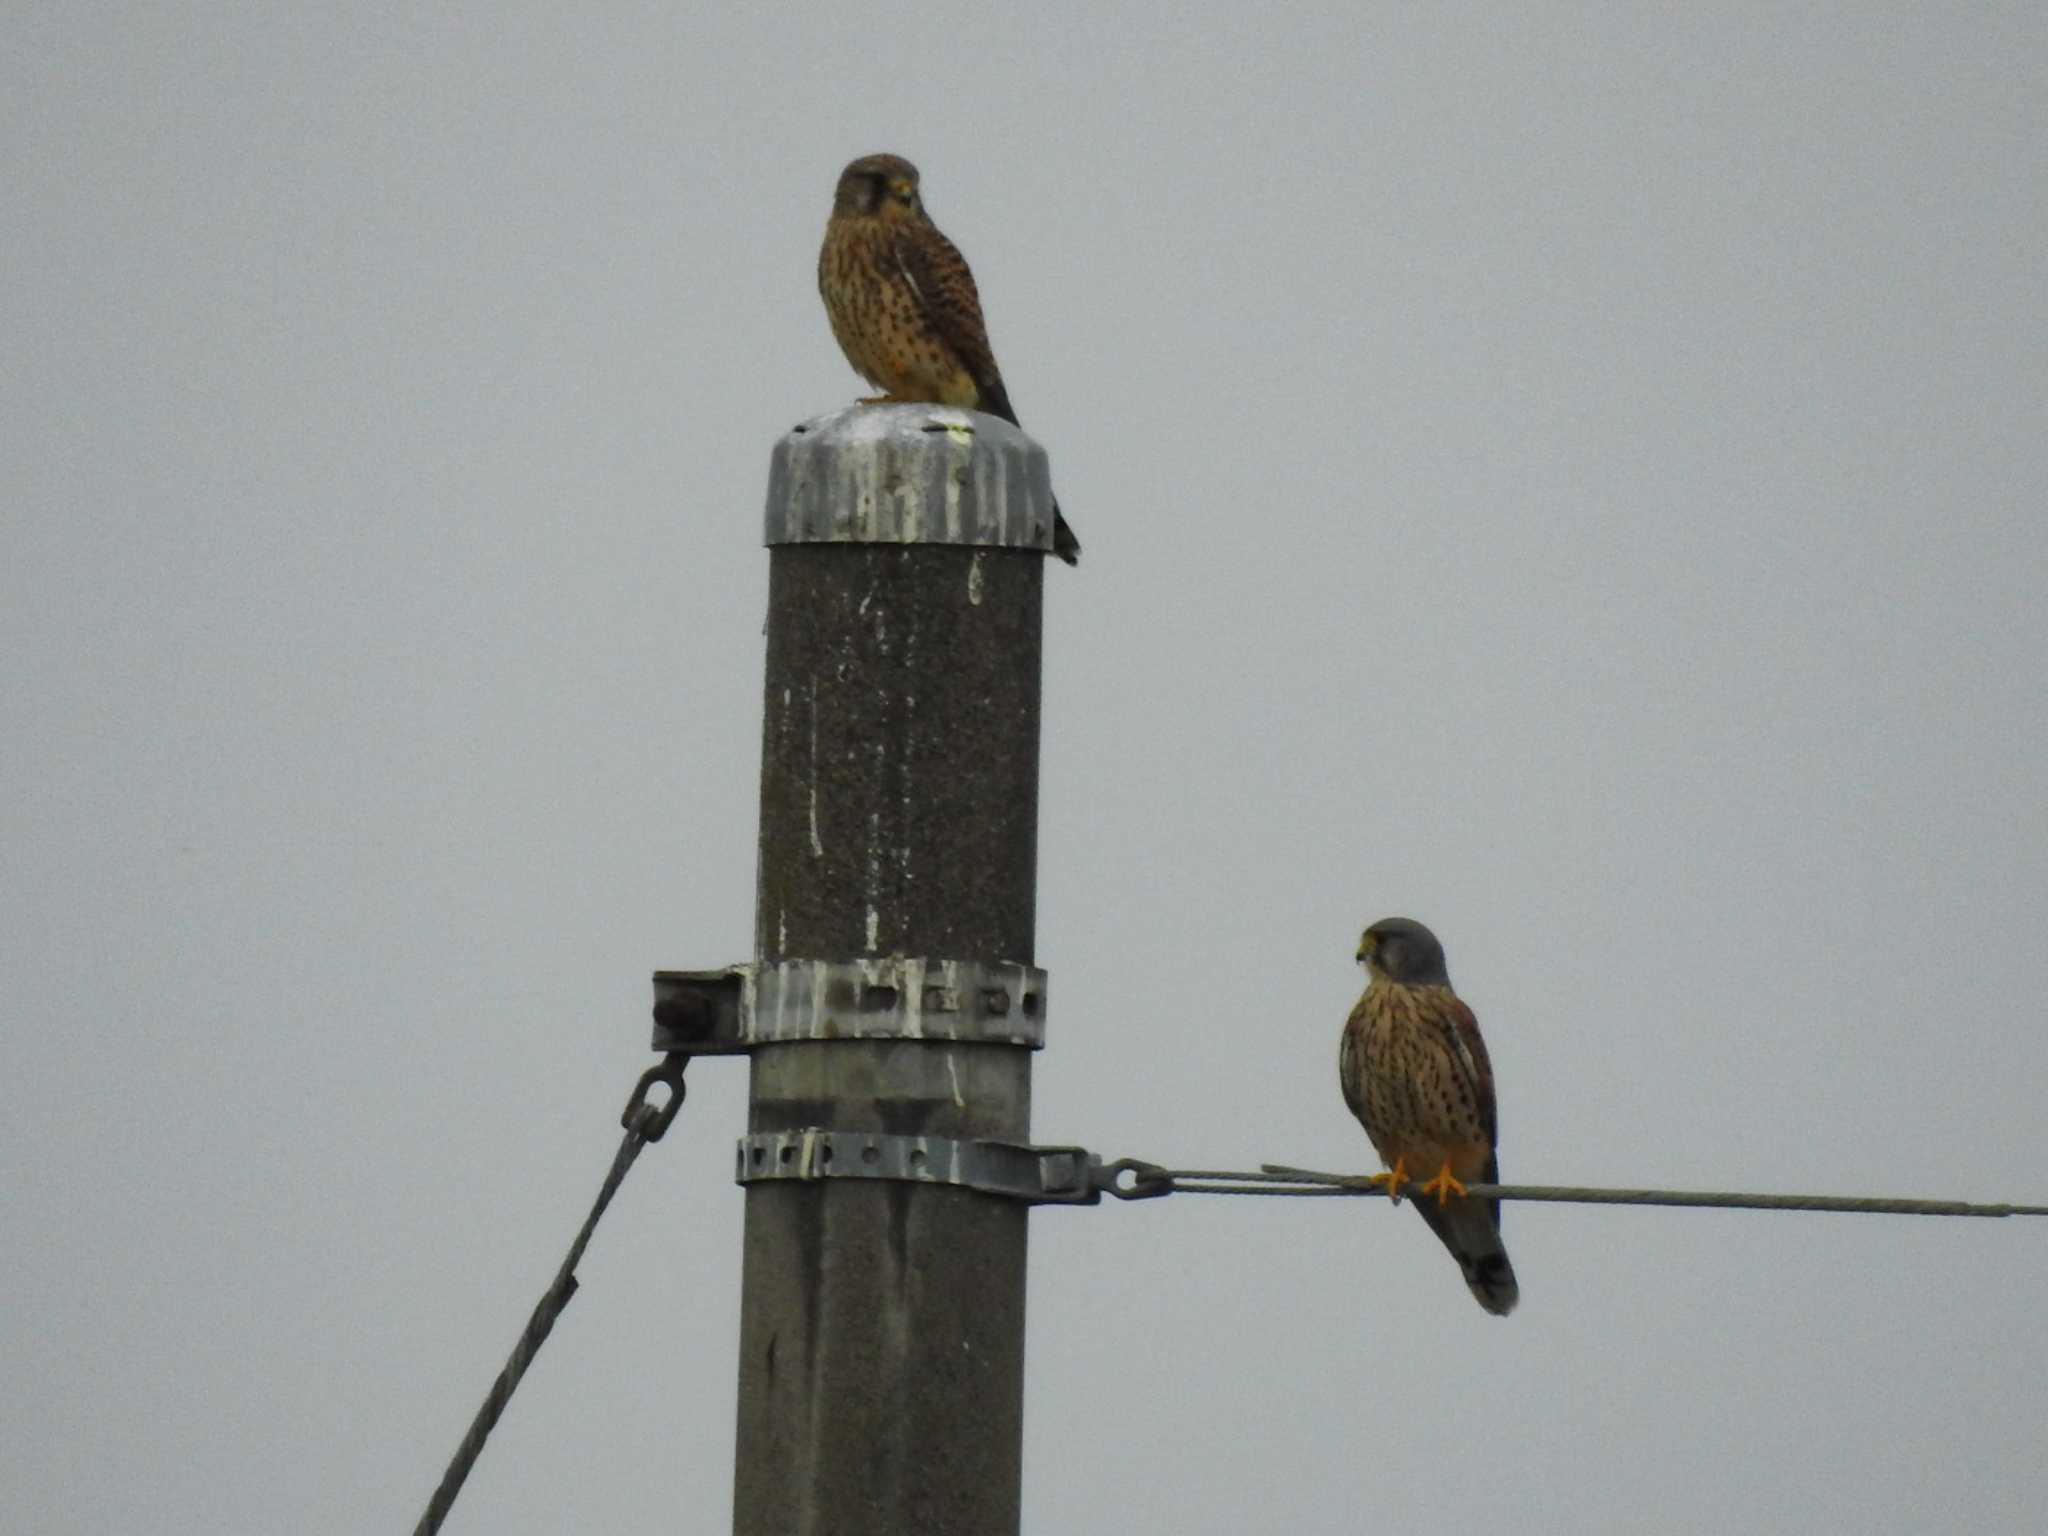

{"left": 818, "top": 152, "right": 1081, "bottom": 565}
{"left": 1340, "top": 918, "right": 1519, "bottom": 1315}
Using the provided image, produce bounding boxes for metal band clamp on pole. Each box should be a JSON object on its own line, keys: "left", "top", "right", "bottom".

{"left": 735, "top": 1130, "right": 1098, "bottom": 1205}
{"left": 652, "top": 957, "right": 1049, "bottom": 1054}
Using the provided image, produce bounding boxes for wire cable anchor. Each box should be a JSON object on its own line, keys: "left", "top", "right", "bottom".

{"left": 414, "top": 1051, "right": 695, "bottom": 1536}
{"left": 623, "top": 1051, "right": 688, "bottom": 1141}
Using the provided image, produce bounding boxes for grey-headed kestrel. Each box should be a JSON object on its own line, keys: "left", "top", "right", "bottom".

{"left": 1340, "top": 918, "right": 1519, "bottom": 1315}
{"left": 819, "top": 153, "right": 1081, "bottom": 565}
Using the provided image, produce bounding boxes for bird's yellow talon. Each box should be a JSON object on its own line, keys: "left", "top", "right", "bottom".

{"left": 1365, "top": 1157, "right": 1409, "bottom": 1205}
{"left": 1420, "top": 1163, "right": 1468, "bottom": 1206}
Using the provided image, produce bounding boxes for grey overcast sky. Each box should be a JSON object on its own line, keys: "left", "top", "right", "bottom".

{"left": 6, "top": 3, "right": 2046, "bottom": 1532}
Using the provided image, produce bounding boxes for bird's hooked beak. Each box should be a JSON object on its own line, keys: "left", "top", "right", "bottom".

{"left": 1355, "top": 933, "right": 1375, "bottom": 967}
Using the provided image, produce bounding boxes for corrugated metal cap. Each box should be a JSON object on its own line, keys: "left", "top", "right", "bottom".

{"left": 765, "top": 403, "right": 1056, "bottom": 552}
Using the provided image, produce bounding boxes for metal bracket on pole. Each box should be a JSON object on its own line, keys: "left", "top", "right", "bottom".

{"left": 651, "top": 958, "right": 1047, "bottom": 1055}
{"left": 735, "top": 1130, "right": 1100, "bottom": 1205}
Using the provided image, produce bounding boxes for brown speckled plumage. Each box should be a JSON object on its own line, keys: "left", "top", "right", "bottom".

{"left": 818, "top": 153, "right": 1079, "bottom": 565}
{"left": 1340, "top": 918, "right": 1518, "bottom": 1315}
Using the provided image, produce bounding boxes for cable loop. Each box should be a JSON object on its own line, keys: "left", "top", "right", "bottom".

{"left": 1094, "top": 1158, "right": 1175, "bottom": 1200}
{"left": 623, "top": 1052, "right": 689, "bottom": 1142}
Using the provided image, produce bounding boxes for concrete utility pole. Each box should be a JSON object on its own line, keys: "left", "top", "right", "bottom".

{"left": 731, "top": 403, "right": 1059, "bottom": 1536}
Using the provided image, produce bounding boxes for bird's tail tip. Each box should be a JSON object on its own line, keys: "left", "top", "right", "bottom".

{"left": 1052, "top": 508, "right": 1080, "bottom": 566}
{"left": 1420, "top": 1195, "right": 1519, "bottom": 1315}
{"left": 1464, "top": 1250, "right": 1519, "bottom": 1316}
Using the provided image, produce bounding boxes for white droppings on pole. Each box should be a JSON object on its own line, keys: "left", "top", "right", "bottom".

{"left": 807, "top": 680, "right": 824, "bottom": 859}
{"left": 900, "top": 963, "right": 924, "bottom": 1038}
{"left": 967, "top": 551, "right": 985, "bottom": 606}
{"left": 933, "top": 410, "right": 973, "bottom": 547}
{"left": 863, "top": 810, "right": 883, "bottom": 946}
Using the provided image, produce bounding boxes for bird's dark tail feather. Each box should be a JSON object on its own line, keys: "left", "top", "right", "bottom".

{"left": 1416, "top": 1198, "right": 1519, "bottom": 1317}
{"left": 1052, "top": 503, "right": 1080, "bottom": 566}
{"left": 973, "top": 388, "right": 1076, "bottom": 564}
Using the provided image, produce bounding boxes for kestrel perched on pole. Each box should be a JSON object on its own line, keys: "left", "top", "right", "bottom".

{"left": 1340, "top": 918, "right": 1519, "bottom": 1315}
{"left": 818, "top": 152, "right": 1081, "bottom": 566}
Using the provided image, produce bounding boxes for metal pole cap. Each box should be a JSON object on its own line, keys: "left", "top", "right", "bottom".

{"left": 765, "top": 403, "right": 1057, "bottom": 553}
